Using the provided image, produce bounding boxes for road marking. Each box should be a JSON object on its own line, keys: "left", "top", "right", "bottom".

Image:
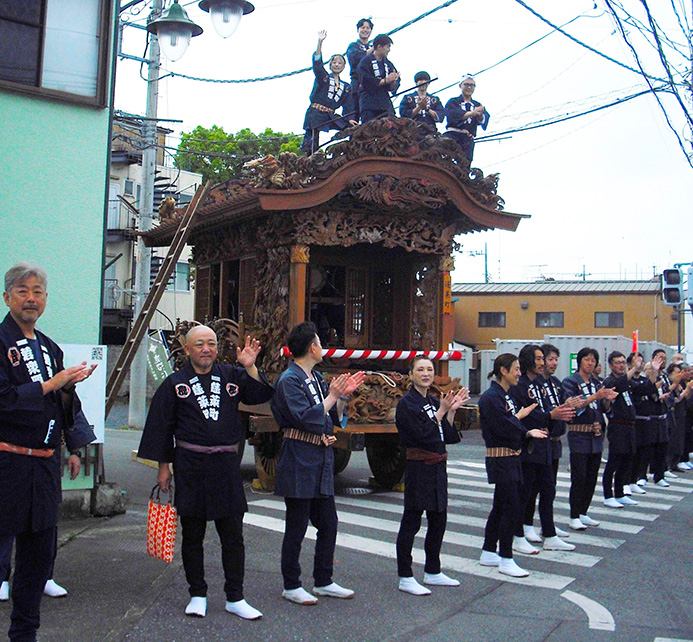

{"left": 253, "top": 499, "right": 601, "bottom": 568}
{"left": 446, "top": 488, "right": 644, "bottom": 533}
{"left": 653, "top": 638, "right": 693, "bottom": 641}
{"left": 561, "top": 590, "right": 616, "bottom": 631}
{"left": 449, "top": 462, "right": 693, "bottom": 494}
{"left": 244, "top": 511, "right": 575, "bottom": 590}
{"left": 341, "top": 495, "right": 625, "bottom": 549}
{"left": 447, "top": 475, "right": 672, "bottom": 515}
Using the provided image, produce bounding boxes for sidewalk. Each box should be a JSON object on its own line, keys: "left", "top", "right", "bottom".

{"left": 0, "top": 427, "right": 492, "bottom": 641}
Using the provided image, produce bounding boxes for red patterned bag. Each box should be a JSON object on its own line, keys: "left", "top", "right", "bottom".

{"left": 147, "top": 484, "right": 178, "bottom": 563}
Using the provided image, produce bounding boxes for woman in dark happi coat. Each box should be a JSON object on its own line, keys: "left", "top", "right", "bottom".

{"left": 395, "top": 355, "right": 469, "bottom": 596}
{"left": 478, "top": 353, "right": 546, "bottom": 578}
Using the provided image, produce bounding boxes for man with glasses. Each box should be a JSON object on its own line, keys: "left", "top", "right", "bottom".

{"left": 444, "top": 74, "right": 489, "bottom": 162}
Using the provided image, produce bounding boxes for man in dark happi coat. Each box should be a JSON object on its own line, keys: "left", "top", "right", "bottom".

{"left": 346, "top": 17, "right": 373, "bottom": 123}
{"left": 301, "top": 30, "right": 357, "bottom": 155}
{"left": 562, "top": 348, "right": 617, "bottom": 531}
{"left": 399, "top": 71, "right": 443, "bottom": 134}
{"left": 271, "top": 322, "right": 364, "bottom": 605}
{"left": 509, "top": 345, "right": 575, "bottom": 555}
{"left": 395, "top": 356, "right": 469, "bottom": 596}
{"left": 138, "top": 326, "right": 273, "bottom": 620}
{"left": 356, "top": 34, "right": 400, "bottom": 123}
{"left": 601, "top": 351, "right": 641, "bottom": 507}
{"left": 444, "top": 74, "right": 489, "bottom": 162}
{"left": 0, "top": 263, "right": 96, "bottom": 642}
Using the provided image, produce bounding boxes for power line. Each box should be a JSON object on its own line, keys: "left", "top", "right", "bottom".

{"left": 603, "top": 0, "right": 692, "bottom": 166}
{"left": 511, "top": 0, "right": 667, "bottom": 82}
{"left": 149, "top": 0, "right": 460, "bottom": 84}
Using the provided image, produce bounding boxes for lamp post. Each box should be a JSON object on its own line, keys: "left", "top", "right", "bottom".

{"left": 126, "top": 0, "right": 253, "bottom": 429}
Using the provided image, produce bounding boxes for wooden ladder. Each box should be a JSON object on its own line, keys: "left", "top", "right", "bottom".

{"left": 105, "top": 181, "right": 210, "bottom": 416}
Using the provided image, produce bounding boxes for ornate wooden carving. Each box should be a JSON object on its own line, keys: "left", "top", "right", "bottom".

{"left": 439, "top": 255, "right": 455, "bottom": 272}
{"left": 244, "top": 117, "right": 504, "bottom": 210}
{"left": 290, "top": 244, "right": 310, "bottom": 264}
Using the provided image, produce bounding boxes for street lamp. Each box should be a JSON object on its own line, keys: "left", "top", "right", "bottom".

{"left": 199, "top": 0, "right": 255, "bottom": 39}
{"left": 146, "top": 1, "right": 203, "bottom": 62}
{"left": 124, "top": 0, "right": 253, "bottom": 429}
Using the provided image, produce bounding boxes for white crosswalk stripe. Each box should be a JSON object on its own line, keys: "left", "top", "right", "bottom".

{"left": 245, "top": 457, "right": 693, "bottom": 592}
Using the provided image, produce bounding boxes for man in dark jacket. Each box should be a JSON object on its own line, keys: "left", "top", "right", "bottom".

{"left": 138, "top": 326, "right": 274, "bottom": 620}
{"left": 356, "top": 34, "right": 400, "bottom": 123}
{"left": 271, "top": 322, "right": 364, "bottom": 605}
{"left": 0, "top": 262, "right": 96, "bottom": 642}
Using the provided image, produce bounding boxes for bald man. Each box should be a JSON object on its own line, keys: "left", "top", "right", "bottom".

{"left": 138, "top": 327, "right": 274, "bottom": 620}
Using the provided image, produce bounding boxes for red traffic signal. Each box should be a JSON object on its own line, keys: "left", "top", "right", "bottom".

{"left": 662, "top": 268, "right": 683, "bottom": 306}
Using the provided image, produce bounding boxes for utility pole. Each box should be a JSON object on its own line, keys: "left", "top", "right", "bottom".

{"left": 128, "top": 0, "right": 162, "bottom": 429}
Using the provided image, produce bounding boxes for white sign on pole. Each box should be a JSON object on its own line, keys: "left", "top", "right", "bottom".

{"left": 61, "top": 344, "right": 107, "bottom": 443}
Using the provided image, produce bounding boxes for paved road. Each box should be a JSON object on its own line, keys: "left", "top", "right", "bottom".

{"left": 4, "top": 428, "right": 693, "bottom": 641}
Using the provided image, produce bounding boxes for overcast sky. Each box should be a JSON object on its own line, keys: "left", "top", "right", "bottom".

{"left": 115, "top": 0, "right": 692, "bottom": 287}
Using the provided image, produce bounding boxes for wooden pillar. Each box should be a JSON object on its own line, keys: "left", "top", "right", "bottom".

{"left": 439, "top": 254, "right": 455, "bottom": 377}
{"left": 289, "top": 244, "right": 310, "bottom": 329}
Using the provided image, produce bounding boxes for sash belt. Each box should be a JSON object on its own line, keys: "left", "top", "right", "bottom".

{"left": 569, "top": 422, "right": 602, "bottom": 437}
{"left": 485, "top": 447, "right": 521, "bottom": 458}
{"left": 635, "top": 415, "right": 667, "bottom": 421}
{"left": 406, "top": 447, "right": 447, "bottom": 465}
{"left": 176, "top": 440, "right": 238, "bottom": 454}
{"left": 0, "top": 441, "right": 54, "bottom": 458}
{"left": 283, "top": 428, "right": 328, "bottom": 447}
{"left": 311, "top": 103, "right": 335, "bottom": 114}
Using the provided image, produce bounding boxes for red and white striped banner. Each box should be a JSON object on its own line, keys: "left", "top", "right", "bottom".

{"left": 280, "top": 347, "right": 464, "bottom": 361}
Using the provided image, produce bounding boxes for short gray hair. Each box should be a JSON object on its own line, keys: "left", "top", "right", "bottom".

{"left": 4, "top": 263, "right": 48, "bottom": 293}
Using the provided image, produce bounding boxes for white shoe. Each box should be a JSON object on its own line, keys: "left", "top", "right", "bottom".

{"left": 579, "top": 514, "right": 600, "bottom": 527}
{"left": 44, "top": 579, "right": 68, "bottom": 598}
{"left": 225, "top": 599, "right": 263, "bottom": 620}
{"left": 512, "top": 536, "right": 539, "bottom": 555}
{"left": 664, "top": 471, "right": 678, "bottom": 479}
{"left": 543, "top": 536, "right": 576, "bottom": 551}
{"left": 603, "top": 497, "right": 624, "bottom": 508}
{"left": 282, "top": 587, "right": 318, "bottom": 605}
{"left": 313, "top": 582, "right": 354, "bottom": 599}
{"left": 622, "top": 485, "right": 632, "bottom": 495}
{"left": 617, "top": 496, "right": 638, "bottom": 505}
{"left": 569, "top": 518, "right": 587, "bottom": 531}
{"left": 630, "top": 484, "right": 646, "bottom": 495}
{"left": 185, "top": 596, "right": 207, "bottom": 617}
{"left": 554, "top": 527, "right": 570, "bottom": 538}
{"left": 479, "top": 550, "right": 501, "bottom": 567}
{"left": 498, "top": 557, "right": 529, "bottom": 578}
{"left": 656, "top": 479, "right": 671, "bottom": 487}
{"left": 0, "top": 581, "right": 8, "bottom": 601}
{"left": 636, "top": 478, "right": 647, "bottom": 486}
{"left": 523, "top": 525, "right": 542, "bottom": 543}
{"left": 682, "top": 462, "right": 693, "bottom": 470}
{"left": 398, "top": 577, "right": 431, "bottom": 596}
{"left": 423, "top": 572, "right": 459, "bottom": 587}
{"left": 676, "top": 462, "right": 690, "bottom": 472}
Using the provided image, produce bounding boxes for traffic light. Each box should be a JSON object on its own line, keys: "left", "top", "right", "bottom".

{"left": 687, "top": 266, "right": 693, "bottom": 305}
{"left": 662, "top": 268, "right": 683, "bottom": 306}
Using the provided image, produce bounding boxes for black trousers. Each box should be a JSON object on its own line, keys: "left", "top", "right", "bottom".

{"left": 281, "top": 497, "right": 337, "bottom": 591}
{"left": 666, "top": 412, "right": 684, "bottom": 470}
{"left": 360, "top": 108, "right": 392, "bottom": 124}
{"left": 520, "top": 462, "right": 556, "bottom": 537}
{"left": 0, "top": 529, "right": 57, "bottom": 584}
{"left": 396, "top": 508, "right": 447, "bottom": 577}
{"left": 483, "top": 480, "right": 520, "bottom": 559}
{"left": 8, "top": 527, "right": 54, "bottom": 642}
{"left": 569, "top": 452, "right": 601, "bottom": 518}
{"left": 602, "top": 453, "right": 632, "bottom": 499}
{"left": 180, "top": 513, "right": 245, "bottom": 602}
{"left": 643, "top": 442, "right": 668, "bottom": 482}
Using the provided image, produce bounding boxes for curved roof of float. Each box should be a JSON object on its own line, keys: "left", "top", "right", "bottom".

{"left": 143, "top": 117, "right": 528, "bottom": 247}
